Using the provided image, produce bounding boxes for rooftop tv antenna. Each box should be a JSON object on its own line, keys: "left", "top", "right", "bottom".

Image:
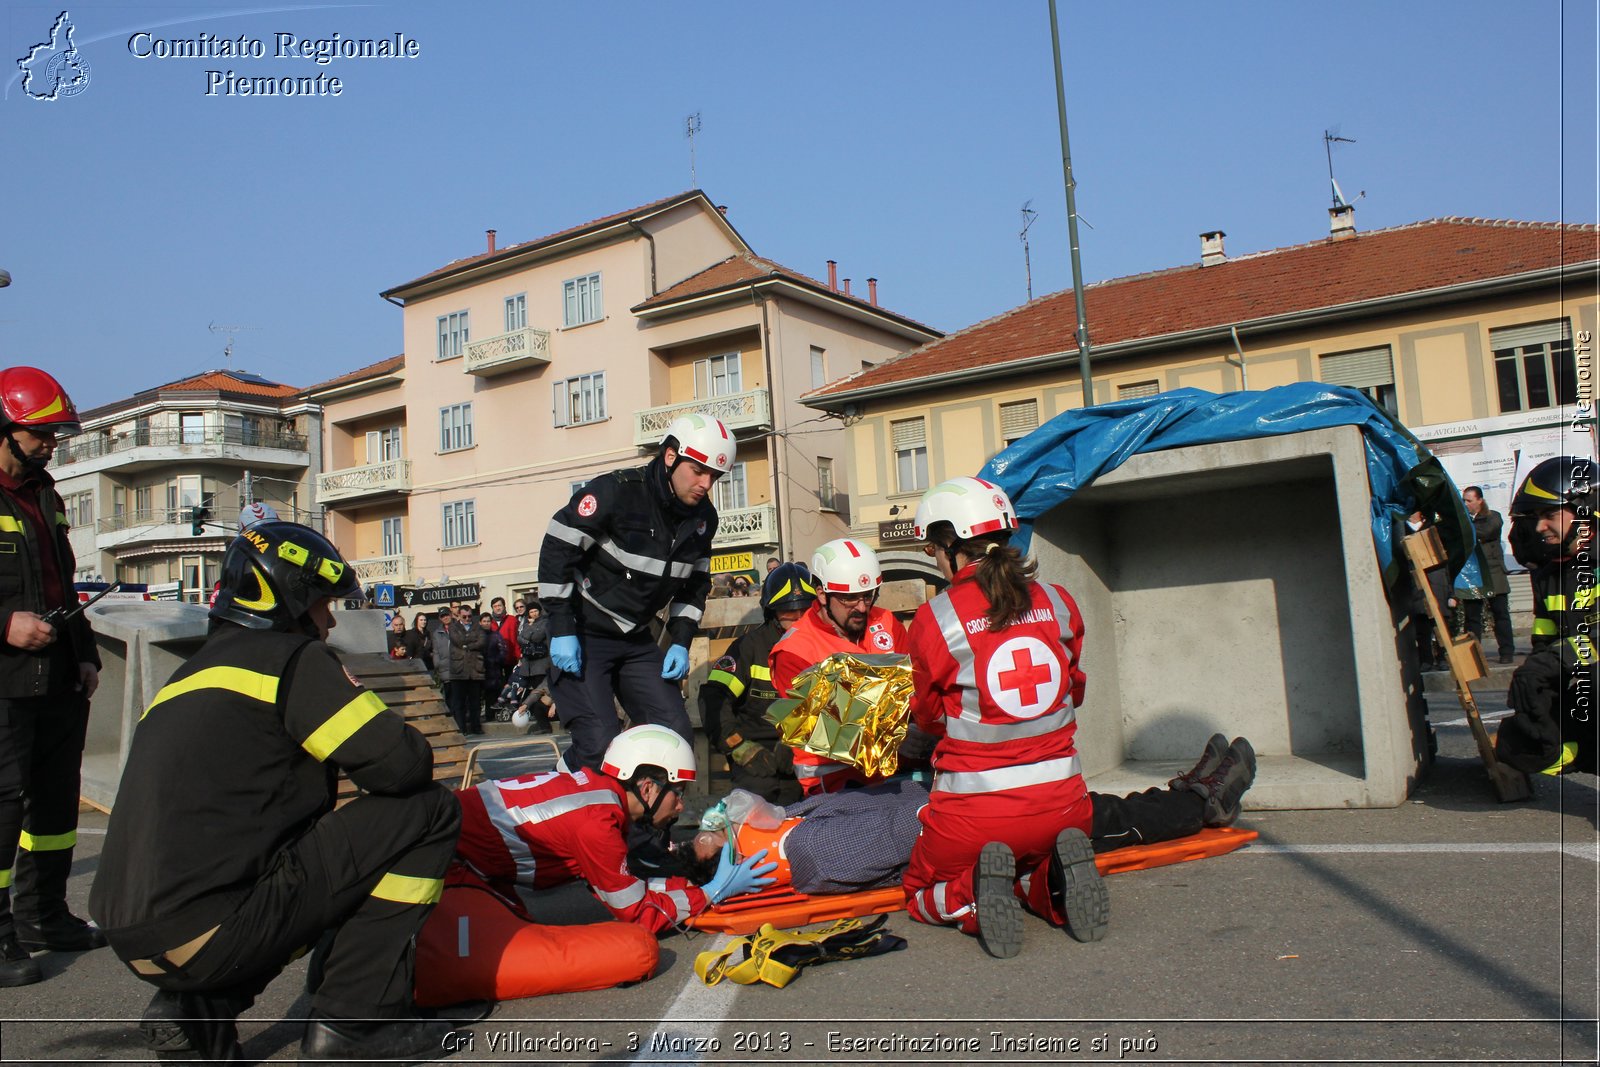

{"left": 1323, "top": 128, "right": 1363, "bottom": 209}
{"left": 685, "top": 111, "right": 703, "bottom": 187}
{"left": 1019, "top": 201, "right": 1040, "bottom": 301}
{"left": 207, "top": 321, "right": 259, "bottom": 370}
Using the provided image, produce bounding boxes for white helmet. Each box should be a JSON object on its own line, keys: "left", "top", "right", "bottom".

{"left": 662, "top": 413, "right": 735, "bottom": 475}
{"left": 601, "top": 724, "right": 697, "bottom": 784}
{"left": 810, "top": 537, "right": 882, "bottom": 595}
{"left": 914, "top": 477, "right": 1019, "bottom": 541}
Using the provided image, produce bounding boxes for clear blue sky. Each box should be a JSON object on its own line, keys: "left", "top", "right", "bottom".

{"left": 4, "top": 0, "right": 1595, "bottom": 409}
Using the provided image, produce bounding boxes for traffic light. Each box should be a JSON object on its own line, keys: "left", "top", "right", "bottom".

{"left": 189, "top": 506, "right": 210, "bottom": 536}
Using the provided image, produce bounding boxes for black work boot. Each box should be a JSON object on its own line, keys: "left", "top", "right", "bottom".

{"left": 1167, "top": 733, "right": 1229, "bottom": 791}
{"left": 0, "top": 935, "right": 42, "bottom": 987}
{"left": 1187, "top": 737, "right": 1258, "bottom": 826}
{"left": 15, "top": 911, "right": 108, "bottom": 952}
{"left": 139, "top": 989, "right": 244, "bottom": 1061}
{"left": 300, "top": 1015, "right": 456, "bottom": 1062}
{"left": 1048, "top": 827, "right": 1109, "bottom": 943}
{"left": 972, "top": 841, "right": 1023, "bottom": 960}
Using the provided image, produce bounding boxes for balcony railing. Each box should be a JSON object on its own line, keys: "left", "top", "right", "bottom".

{"left": 712, "top": 503, "right": 778, "bottom": 549}
{"left": 55, "top": 426, "right": 308, "bottom": 466}
{"left": 98, "top": 508, "right": 185, "bottom": 534}
{"left": 350, "top": 553, "right": 413, "bottom": 584}
{"left": 633, "top": 388, "right": 772, "bottom": 447}
{"left": 465, "top": 326, "right": 552, "bottom": 376}
{"left": 316, "top": 458, "right": 413, "bottom": 505}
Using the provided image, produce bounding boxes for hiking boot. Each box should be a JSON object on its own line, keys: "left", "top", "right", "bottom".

{"left": 1187, "top": 737, "right": 1257, "bottom": 826}
{"left": 973, "top": 842, "right": 1023, "bottom": 960}
{"left": 0, "top": 935, "right": 41, "bottom": 987}
{"left": 139, "top": 989, "right": 244, "bottom": 1061}
{"left": 1167, "top": 733, "right": 1229, "bottom": 791}
{"left": 300, "top": 1016, "right": 456, "bottom": 1062}
{"left": 15, "top": 911, "right": 107, "bottom": 952}
{"left": 1048, "top": 828, "right": 1109, "bottom": 943}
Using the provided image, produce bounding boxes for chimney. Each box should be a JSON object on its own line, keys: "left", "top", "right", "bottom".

{"left": 867, "top": 277, "right": 878, "bottom": 306}
{"left": 827, "top": 260, "right": 838, "bottom": 290}
{"left": 1329, "top": 204, "right": 1356, "bottom": 240}
{"left": 842, "top": 278, "right": 852, "bottom": 297}
{"left": 1199, "top": 231, "right": 1226, "bottom": 267}
{"left": 486, "top": 229, "right": 497, "bottom": 254}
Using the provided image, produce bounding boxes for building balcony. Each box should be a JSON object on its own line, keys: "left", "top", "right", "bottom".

{"left": 316, "top": 459, "right": 413, "bottom": 505}
{"left": 465, "top": 326, "right": 552, "bottom": 376}
{"left": 633, "top": 388, "right": 772, "bottom": 448}
{"left": 713, "top": 503, "right": 778, "bottom": 549}
{"left": 53, "top": 426, "right": 309, "bottom": 476}
{"left": 350, "top": 553, "right": 413, "bottom": 585}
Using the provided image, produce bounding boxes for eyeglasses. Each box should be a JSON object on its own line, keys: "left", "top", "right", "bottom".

{"left": 829, "top": 592, "right": 874, "bottom": 606}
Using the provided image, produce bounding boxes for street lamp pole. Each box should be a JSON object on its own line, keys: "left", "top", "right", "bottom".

{"left": 1047, "top": 0, "right": 1094, "bottom": 406}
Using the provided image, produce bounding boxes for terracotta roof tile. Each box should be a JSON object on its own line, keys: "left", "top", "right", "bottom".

{"left": 304, "top": 353, "right": 405, "bottom": 394}
{"left": 808, "top": 218, "right": 1600, "bottom": 401}
{"left": 150, "top": 370, "right": 300, "bottom": 398}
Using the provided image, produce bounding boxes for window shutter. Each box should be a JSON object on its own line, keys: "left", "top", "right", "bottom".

{"left": 999, "top": 399, "right": 1040, "bottom": 440}
{"left": 1490, "top": 320, "right": 1571, "bottom": 352}
{"left": 892, "top": 418, "right": 926, "bottom": 451}
{"left": 1117, "top": 380, "right": 1160, "bottom": 400}
{"left": 553, "top": 381, "right": 568, "bottom": 427}
{"left": 1319, "top": 346, "right": 1395, "bottom": 388}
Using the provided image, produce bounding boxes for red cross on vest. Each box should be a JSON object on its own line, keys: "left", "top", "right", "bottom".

{"left": 998, "top": 647, "right": 1052, "bottom": 705}
{"left": 986, "top": 636, "right": 1062, "bottom": 719}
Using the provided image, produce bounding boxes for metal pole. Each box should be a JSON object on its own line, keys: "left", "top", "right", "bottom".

{"left": 1048, "top": 0, "right": 1095, "bottom": 406}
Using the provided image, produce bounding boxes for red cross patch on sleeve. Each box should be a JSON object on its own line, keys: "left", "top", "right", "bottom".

{"left": 577, "top": 494, "right": 599, "bottom": 517}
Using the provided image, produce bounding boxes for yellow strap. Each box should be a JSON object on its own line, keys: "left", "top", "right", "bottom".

{"left": 370, "top": 872, "right": 443, "bottom": 905}
{"left": 707, "top": 669, "right": 745, "bottom": 698}
{"left": 1531, "top": 619, "right": 1559, "bottom": 636}
{"left": 693, "top": 919, "right": 871, "bottom": 989}
{"left": 1567, "top": 634, "right": 1597, "bottom": 666}
{"left": 0, "top": 516, "right": 21, "bottom": 534}
{"left": 303, "top": 690, "right": 387, "bottom": 761}
{"left": 749, "top": 664, "right": 771, "bottom": 681}
{"left": 1574, "top": 586, "right": 1599, "bottom": 611}
{"left": 1538, "top": 741, "right": 1580, "bottom": 776}
{"left": 144, "top": 666, "right": 280, "bottom": 720}
{"left": 0, "top": 868, "right": 10, "bottom": 889}
{"left": 1545, "top": 594, "right": 1567, "bottom": 612}
{"left": 19, "top": 829, "right": 75, "bottom": 852}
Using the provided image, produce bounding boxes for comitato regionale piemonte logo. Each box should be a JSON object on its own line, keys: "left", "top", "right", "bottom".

{"left": 17, "top": 11, "right": 91, "bottom": 101}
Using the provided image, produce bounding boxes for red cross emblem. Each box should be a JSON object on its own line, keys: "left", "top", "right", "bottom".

{"left": 986, "top": 636, "right": 1061, "bottom": 719}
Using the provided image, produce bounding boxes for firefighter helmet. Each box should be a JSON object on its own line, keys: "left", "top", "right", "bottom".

{"left": 661, "top": 413, "right": 734, "bottom": 475}
{"left": 1511, "top": 456, "right": 1597, "bottom": 517}
{"left": 601, "top": 724, "right": 697, "bottom": 784}
{"left": 810, "top": 537, "right": 882, "bottom": 595}
{"left": 761, "top": 562, "right": 816, "bottom": 617}
{"left": 0, "top": 368, "right": 81, "bottom": 438}
{"left": 210, "top": 520, "right": 361, "bottom": 632}
{"left": 914, "top": 476, "right": 1019, "bottom": 542}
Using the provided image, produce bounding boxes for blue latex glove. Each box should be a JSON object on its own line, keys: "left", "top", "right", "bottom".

{"left": 550, "top": 635, "right": 582, "bottom": 675}
{"left": 703, "top": 845, "right": 778, "bottom": 904}
{"left": 660, "top": 643, "right": 690, "bottom": 680}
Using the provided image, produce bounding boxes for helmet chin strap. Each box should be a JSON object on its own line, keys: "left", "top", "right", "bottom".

{"left": 633, "top": 778, "right": 666, "bottom": 826}
{"left": 3, "top": 431, "right": 45, "bottom": 471}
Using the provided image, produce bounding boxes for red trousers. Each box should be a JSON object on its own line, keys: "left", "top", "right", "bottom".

{"left": 903, "top": 787, "right": 1092, "bottom": 934}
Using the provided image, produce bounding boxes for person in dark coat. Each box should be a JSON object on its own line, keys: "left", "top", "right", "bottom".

{"left": 445, "top": 606, "right": 485, "bottom": 736}
{"left": 1463, "top": 486, "right": 1516, "bottom": 664}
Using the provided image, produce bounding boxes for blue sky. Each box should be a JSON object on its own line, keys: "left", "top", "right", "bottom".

{"left": 3, "top": 0, "right": 1595, "bottom": 409}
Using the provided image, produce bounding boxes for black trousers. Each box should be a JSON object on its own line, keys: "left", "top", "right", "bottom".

{"left": 0, "top": 691, "right": 91, "bottom": 937}
{"left": 1088, "top": 787, "right": 1205, "bottom": 853}
{"left": 547, "top": 631, "right": 692, "bottom": 773}
{"left": 1464, "top": 595, "right": 1516, "bottom": 657}
{"left": 129, "top": 784, "right": 460, "bottom": 1020}
{"left": 443, "top": 680, "right": 482, "bottom": 736}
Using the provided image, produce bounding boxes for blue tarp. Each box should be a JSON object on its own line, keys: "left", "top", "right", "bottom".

{"left": 979, "top": 383, "right": 1480, "bottom": 590}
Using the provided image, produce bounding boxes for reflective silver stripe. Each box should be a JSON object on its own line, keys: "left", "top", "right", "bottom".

{"left": 595, "top": 880, "right": 647, "bottom": 909}
{"left": 475, "top": 779, "right": 542, "bottom": 883}
{"left": 648, "top": 878, "right": 668, "bottom": 892}
{"left": 944, "top": 703, "right": 1075, "bottom": 743}
{"left": 932, "top": 883, "right": 951, "bottom": 920}
{"left": 1037, "top": 583, "right": 1075, "bottom": 646}
{"left": 580, "top": 587, "right": 637, "bottom": 632}
{"left": 792, "top": 762, "right": 835, "bottom": 780}
{"left": 668, "top": 601, "right": 702, "bottom": 622}
{"left": 1018, "top": 871, "right": 1034, "bottom": 896}
{"left": 932, "top": 754, "right": 1082, "bottom": 795}
{"left": 929, "top": 593, "right": 986, "bottom": 726}
{"left": 693, "top": 557, "right": 711, "bottom": 574}
{"left": 546, "top": 519, "right": 595, "bottom": 550}
{"left": 597, "top": 537, "right": 693, "bottom": 579}
{"left": 666, "top": 889, "right": 692, "bottom": 920}
{"left": 538, "top": 582, "right": 573, "bottom": 599}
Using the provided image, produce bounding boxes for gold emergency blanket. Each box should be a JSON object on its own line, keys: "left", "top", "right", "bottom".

{"left": 764, "top": 652, "right": 913, "bottom": 777}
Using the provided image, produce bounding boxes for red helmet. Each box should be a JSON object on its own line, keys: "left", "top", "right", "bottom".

{"left": 0, "top": 368, "right": 81, "bottom": 438}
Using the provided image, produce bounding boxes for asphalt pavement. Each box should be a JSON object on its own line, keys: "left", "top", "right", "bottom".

{"left": 3, "top": 677, "right": 1596, "bottom": 1066}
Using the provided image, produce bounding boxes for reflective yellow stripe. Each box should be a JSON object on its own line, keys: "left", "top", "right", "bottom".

{"left": 1573, "top": 586, "right": 1599, "bottom": 610}
{"left": 0, "top": 869, "right": 10, "bottom": 889}
{"left": 749, "top": 664, "right": 771, "bottom": 681}
{"left": 0, "top": 516, "right": 21, "bottom": 533}
{"left": 1545, "top": 594, "right": 1567, "bottom": 612}
{"left": 54, "top": 512, "right": 68, "bottom": 526}
{"left": 1532, "top": 619, "right": 1559, "bottom": 636}
{"left": 143, "top": 666, "right": 279, "bottom": 720}
{"left": 19, "top": 829, "right": 75, "bottom": 852}
{"left": 1567, "top": 634, "right": 1598, "bottom": 666}
{"left": 1539, "top": 742, "right": 1579, "bottom": 776}
{"left": 370, "top": 872, "right": 443, "bottom": 905}
{"left": 707, "top": 669, "right": 745, "bottom": 697}
{"left": 303, "top": 690, "right": 387, "bottom": 761}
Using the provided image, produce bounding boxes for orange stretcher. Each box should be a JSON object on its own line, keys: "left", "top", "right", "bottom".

{"left": 687, "top": 825, "right": 1259, "bottom": 935}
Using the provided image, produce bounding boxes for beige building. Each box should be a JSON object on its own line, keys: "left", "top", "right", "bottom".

{"left": 313, "top": 190, "right": 938, "bottom": 605}
{"left": 804, "top": 213, "right": 1600, "bottom": 582}
{"left": 52, "top": 370, "right": 321, "bottom": 601}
